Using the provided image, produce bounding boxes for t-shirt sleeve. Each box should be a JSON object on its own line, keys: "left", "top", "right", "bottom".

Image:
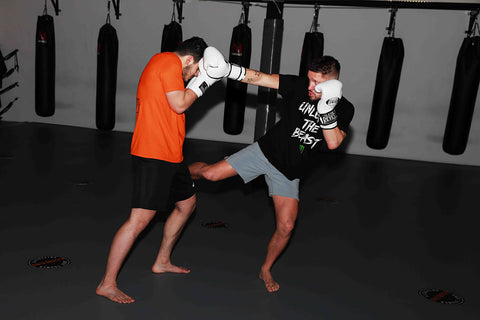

{"left": 336, "top": 97, "right": 355, "bottom": 134}
{"left": 278, "top": 74, "right": 301, "bottom": 97}
{"left": 162, "top": 56, "right": 185, "bottom": 93}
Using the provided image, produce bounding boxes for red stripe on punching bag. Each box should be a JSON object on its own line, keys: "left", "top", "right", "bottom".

{"left": 443, "top": 36, "right": 480, "bottom": 155}
{"left": 35, "top": 14, "right": 55, "bottom": 117}
{"left": 96, "top": 23, "right": 119, "bottom": 131}
{"left": 224, "top": 23, "right": 252, "bottom": 135}
{"left": 367, "top": 37, "right": 404, "bottom": 150}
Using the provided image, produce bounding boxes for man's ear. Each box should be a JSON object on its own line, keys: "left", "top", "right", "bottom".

{"left": 185, "top": 55, "right": 194, "bottom": 67}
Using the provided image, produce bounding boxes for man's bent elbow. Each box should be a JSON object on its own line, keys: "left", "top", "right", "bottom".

{"left": 326, "top": 139, "right": 342, "bottom": 150}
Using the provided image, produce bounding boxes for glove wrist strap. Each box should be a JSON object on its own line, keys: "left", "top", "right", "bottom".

{"left": 228, "top": 64, "right": 246, "bottom": 81}
{"left": 319, "top": 109, "right": 337, "bottom": 129}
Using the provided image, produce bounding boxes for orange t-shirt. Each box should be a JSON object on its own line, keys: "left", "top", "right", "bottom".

{"left": 131, "top": 52, "right": 185, "bottom": 163}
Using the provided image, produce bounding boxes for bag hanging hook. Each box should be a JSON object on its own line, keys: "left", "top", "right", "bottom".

{"left": 239, "top": 1, "right": 250, "bottom": 25}
{"left": 386, "top": 7, "right": 398, "bottom": 38}
{"left": 106, "top": 1, "right": 111, "bottom": 24}
{"left": 309, "top": 3, "right": 320, "bottom": 33}
{"left": 111, "top": 0, "right": 121, "bottom": 20}
{"left": 50, "top": 0, "right": 60, "bottom": 15}
{"left": 466, "top": 9, "right": 479, "bottom": 37}
{"left": 174, "top": 0, "right": 184, "bottom": 24}
{"left": 171, "top": 1, "right": 177, "bottom": 22}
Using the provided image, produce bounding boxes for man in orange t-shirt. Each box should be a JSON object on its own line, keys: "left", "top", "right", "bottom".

{"left": 97, "top": 37, "right": 218, "bottom": 304}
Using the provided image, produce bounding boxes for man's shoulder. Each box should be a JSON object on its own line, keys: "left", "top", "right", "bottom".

{"left": 339, "top": 96, "right": 354, "bottom": 110}
{"left": 148, "top": 52, "right": 181, "bottom": 68}
{"left": 279, "top": 74, "right": 307, "bottom": 95}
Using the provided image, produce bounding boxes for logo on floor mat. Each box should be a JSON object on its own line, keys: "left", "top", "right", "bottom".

{"left": 202, "top": 221, "right": 229, "bottom": 229}
{"left": 418, "top": 288, "right": 464, "bottom": 305}
{"left": 28, "top": 256, "right": 71, "bottom": 270}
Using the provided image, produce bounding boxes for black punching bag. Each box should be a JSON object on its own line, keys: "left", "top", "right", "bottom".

{"left": 443, "top": 36, "right": 480, "bottom": 155}
{"left": 224, "top": 23, "right": 252, "bottom": 135}
{"left": 161, "top": 21, "right": 183, "bottom": 52}
{"left": 35, "top": 14, "right": 55, "bottom": 117}
{"left": 96, "top": 22, "right": 119, "bottom": 131}
{"left": 367, "top": 37, "right": 404, "bottom": 149}
{"left": 299, "top": 32, "right": 323, "bottom": 77}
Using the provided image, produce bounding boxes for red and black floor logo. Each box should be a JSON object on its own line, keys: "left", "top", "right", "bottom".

{"left": 418, "top": 288, "right": 464, "bottom": 305}
{"left": 202, "top": 221, "right": 229, "bottom": 229}
{"left": 28, "top": 256, "right": 71, "bottom": 270}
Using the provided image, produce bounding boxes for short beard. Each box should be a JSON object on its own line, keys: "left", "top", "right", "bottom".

{"left": 182, "top": 65, "right": 194, "bottom": 82}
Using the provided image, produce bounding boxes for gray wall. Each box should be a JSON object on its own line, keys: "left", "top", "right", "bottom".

{"left": 1, "top": 0, "right": 479, "bottom": 166}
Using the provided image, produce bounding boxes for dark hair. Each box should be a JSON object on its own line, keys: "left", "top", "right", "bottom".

{"left": 308, "top": 56, "right": 340, "bottom": 77}
{"left": 175, "top": 37, "right": 208, "bottom": 63}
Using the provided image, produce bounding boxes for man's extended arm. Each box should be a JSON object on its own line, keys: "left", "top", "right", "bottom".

{"left": 241, "top": 69, "right": 279, "bottom": 90}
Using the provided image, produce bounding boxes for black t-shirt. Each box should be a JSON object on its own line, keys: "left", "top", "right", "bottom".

{"left": 257, "top": 74, "right": 355, "bottom": 180}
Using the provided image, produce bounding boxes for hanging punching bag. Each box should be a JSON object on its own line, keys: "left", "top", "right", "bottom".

{"left": 223, "top": 23, "right": 252, "bottom": 135}
{"left": 0, "top": 49, "right": 7, "bottom": 85}
{"left": 35, "top": 13, "right": 55, "bottom": 117}
{"left": 96, "top": 22, "right": 119, "bottom": 131}
{"left": 299, "top": 32, "right": 324, "bottom": 77}
{"left": 161, "top": 21, "right": 183, "bottom": 52}
{"left": 367, "top": 37, "right": 404, "bottom": 149}
{"left": 443, "top": 36, "right": 480, "bottom": 155}
{"left": 254, "top": 2, "right": 284, "bottom": 141}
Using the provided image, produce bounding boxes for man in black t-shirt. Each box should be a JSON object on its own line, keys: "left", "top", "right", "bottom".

{"left": 189, "top": 53, "right": 354, "bottom": 292}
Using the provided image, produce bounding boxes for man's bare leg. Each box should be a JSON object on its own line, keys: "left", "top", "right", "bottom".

{"left": 152, "top": 195, "right": 196, "bottom": 273}
{"left": 189, "top": 160, "right": 238, "bottom": 181}
{"left": 259, "top": 195, "right": 298, "bottom": 292}
{"left": 96, "top": 208, "right": 156, "bottom": 303}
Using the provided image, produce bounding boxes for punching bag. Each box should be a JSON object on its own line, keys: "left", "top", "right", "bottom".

{"left": 161, "top": 21, "right": 182, "bottom": 52}
{"left": 35, "top": 13, "right": 55, "bottom": 117}
{"left": 367, "top": 37, "right": 404, "bottom": 149}
{"left": 96, "top": 22, "right": 119, "bottom": 131}
{"left": 299, "top": 32, "right": 324, "bottom": 77}
{"left": 443, "top": 36, "right": 480, "bottom": 155}
{"left": 254, "top": 2, "right": 283, "bottom": 141}
{"left": 223, "top": 23, "right": 252, "bottom": 135}
{"left": 0, "top": 49, "right": 6, "bottom": 84}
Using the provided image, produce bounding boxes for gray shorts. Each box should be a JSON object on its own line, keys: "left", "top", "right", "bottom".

{"left": 226, "top": 142, "right": 300, "bottom": 200}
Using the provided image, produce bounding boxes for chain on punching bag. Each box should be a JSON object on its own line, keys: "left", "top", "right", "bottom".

{"left": 299, "top": 5, "right": 323, "bottom": 77}
{"left": 35, "top": 5, "right": 55, "bottom": 117}
{"left": 96, "top": 11, "right": 119, "bottom": 131}
{"left": 443, "top": 15, "right": 480, "bottom": 155}
{"left": 161, "top": 1, "right": 183, "bottom": 52}
{"left": 367, "top": 10, "right": 404, "bottom": 150}
{"left": 224, "top": 11, "right": 252, "bottom": 135}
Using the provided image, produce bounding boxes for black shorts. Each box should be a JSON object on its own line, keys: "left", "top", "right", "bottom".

{"left": 131, "top": 155, "right": 195, "bottom": 211}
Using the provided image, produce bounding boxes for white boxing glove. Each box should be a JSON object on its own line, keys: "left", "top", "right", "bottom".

{"left": 203, "top": 46, "right": 246, "bottom": 81}
{"left": 315, "top": 79, "right": 342, "bottom": 129}
{"left": 186, "top": 58, "right": 218, "bottom": 98}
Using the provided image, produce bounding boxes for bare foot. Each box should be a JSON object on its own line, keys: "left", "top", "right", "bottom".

{"left": 152, "top": 262, "right": 191, "bottom": 274}
{"left": 259, "top": 270, "right": 280, "bottom": 292}
{"left": 96, "top": 282, "right": 135, "bottom": 304}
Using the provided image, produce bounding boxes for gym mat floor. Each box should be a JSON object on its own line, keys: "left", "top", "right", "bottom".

{"left": 1, "top": 121, "right": 479, "bottom": 320}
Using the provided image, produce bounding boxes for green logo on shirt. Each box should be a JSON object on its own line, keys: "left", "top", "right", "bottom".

{"left": 299, "top": 144, "right": 305, "bottom": 154}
